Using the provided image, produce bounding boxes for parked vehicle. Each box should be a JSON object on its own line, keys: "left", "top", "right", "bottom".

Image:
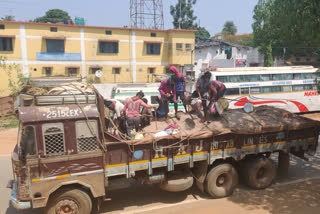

{"left": 8, "top": 83, "right": 319, "bottom": 214}
{"left": 210, "top": 66, "right": 320, "bottom": 113}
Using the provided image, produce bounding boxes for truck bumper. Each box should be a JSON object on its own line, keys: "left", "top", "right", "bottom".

{"left": 10, "top": 183, "right": 32, "bottom": 210}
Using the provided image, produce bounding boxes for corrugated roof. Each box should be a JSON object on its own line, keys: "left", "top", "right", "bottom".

{"left": 195, "top": 38, "right": 248, "bottom": 49}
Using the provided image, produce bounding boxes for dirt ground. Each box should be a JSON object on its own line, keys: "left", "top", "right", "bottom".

{"left": 0, "top": 128, "right": 18, "bottom": 155}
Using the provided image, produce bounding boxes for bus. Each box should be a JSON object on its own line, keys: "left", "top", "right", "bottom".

{"left": 210, "top": 66, "right": 320, "bottom": 113}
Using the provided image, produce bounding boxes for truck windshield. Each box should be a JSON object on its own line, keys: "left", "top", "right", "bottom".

{"left": 20, "top": 126, "right": 37, "bottom": 156}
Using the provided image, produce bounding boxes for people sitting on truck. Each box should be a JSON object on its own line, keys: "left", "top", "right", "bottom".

{"left": 123, "top": 91, "right": 156, "bottom": 137}
{"left": 183, "top": 95, "right": 202, "bottom": 113}
{"left": 169, "top": 66, "right": 187, "bottom": 113}
{"left": 158, "top": 75, "right": 179, "bottom": 119}
{"left": 104, "top": 99, "right": 124, "bottom": 120}
{"left": 140, "top": 98, "right": 153, "bottom": 128}
{"left": 207, "top": 80, "right": 227, "bottom": 116}
{"left": 104, "top": 99, "right": 125, "bottom": 136}
{"left": 192, "top": 71, "right": 212, "bottom": 122}
{"left": 153, "top": 95, "right": 166, "bottom": 120}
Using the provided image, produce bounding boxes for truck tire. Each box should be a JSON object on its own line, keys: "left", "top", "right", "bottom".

{"left": 45, "top": 188, "right": 92, "bottom": 214}
{"left": 159, "top": 171, "right": 194, "bottom": 192}
{"left": 205, "top": 163, "right": 238, "bottom": 198}
{"left": 244, "top": 157, "right": 276, "bottom": 189}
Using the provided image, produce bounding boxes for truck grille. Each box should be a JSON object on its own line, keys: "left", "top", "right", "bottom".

{"left": 77, "top": 136, "right": 99, "bottom": 152}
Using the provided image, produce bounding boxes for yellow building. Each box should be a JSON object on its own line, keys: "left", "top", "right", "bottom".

{"left": 0, "top": 21, "right": 195, "bottom": 97}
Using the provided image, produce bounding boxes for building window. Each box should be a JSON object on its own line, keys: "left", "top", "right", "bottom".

{"left": 42, "top": 123, "right": 65, "bottom": 156}
{"left": 112, "top": 67, "right": 121, "bottom": 74}
{"left": 185, "top": 44, "right": 192, "bottom": 50}
{"left": 148, "top": 67, "right": 155, "bottom": 74}
{"left": 67, "top": 67, "right": 79, "bottom": 76}
{"left": 46, "top": 39, "right": 64, "bottom": 53}
{"left": 0, "top": 37, "right": 13, "bottom": 51}
{"left": 50, "top": 27, "right": 58, "bottom": 32}
{"left": 105, "top": 30, "right": 112, "bottom": 35}
{"left": 146, "top": 43, "right": 161, "bottom": 55}
{"left": 90, "top": 67, "right": 102, "bottom": 75}
{"left": 99, "top": 41, "right": 119, "bottom": 53}
{"left": 44, "top": 67, "right": 52, "bottom": 76}
{"left": 151, "top": 33, "right": 156, "bottom": 37}
{"left": 176, "top": 43, "right": 183, "bottom": 50}
{"left": 0, "top": 25, "right": 4, "bottom": 30}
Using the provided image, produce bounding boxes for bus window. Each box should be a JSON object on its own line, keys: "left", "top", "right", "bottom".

{"left": 282, "top": 85, "right": 292, "bottom": 92}
{"left": 293, "top": 73, "right": 302, "bottom": 80}
{"left": 292, "top": 85, "right": 304, "bottom": 91}
{"left": 261, "top": 87, "right": 272, "bottom": 93}
{"left": 304, "top": 84, "right": 313, "bottom": 90}
{"left": 216, "top": 76, "right": 229, "bottom": 83}
{"left": 240, "top": 88, "right": 249, "bottom": 95}
{"left": 283, "top": 74, "right": 293, "bottom": 80}
{"left": 249, "top": 75, "right": 260, "bottom": 82}
{"left": 229, "top": 75, "right": 240, "bottom": 82}
{"left": 225, "top": 88, "right": 240, "bottom": 95}
{"left": 302, "top": 73, "right": 312, "bottom": 79}
{"left": 261, "top": 74, "right": 271, "bottom": 81}
{"left": 272, "top": 74, "right": 282, "bottom": 80}
{"left": 250, "top": 87, "right": 261, "bottom": 94}
{"left": 271, "top": 86, "right": 281, "bottom": 93}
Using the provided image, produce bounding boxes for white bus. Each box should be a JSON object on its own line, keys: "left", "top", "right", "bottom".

{"left": 210, "top": 66, "right": 320, "bottom": 113}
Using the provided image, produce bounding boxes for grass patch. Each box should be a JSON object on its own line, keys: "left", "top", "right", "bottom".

{"left": 0, "top": 115, "right": 19, "bottom": 129}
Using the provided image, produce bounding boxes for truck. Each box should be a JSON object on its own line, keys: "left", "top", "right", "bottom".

{"left": 8, "top": 83, "right": 319, "bottom": 214}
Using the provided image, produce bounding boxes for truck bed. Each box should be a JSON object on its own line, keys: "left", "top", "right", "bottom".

{"left": 133, "top": 105, "right": 319, "bottom": 145}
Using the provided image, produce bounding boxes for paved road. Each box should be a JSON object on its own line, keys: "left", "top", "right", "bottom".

{"left": 2, "top": 146, "right": 320, "bottom": 214}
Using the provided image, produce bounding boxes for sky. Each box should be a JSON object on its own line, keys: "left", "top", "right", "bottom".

{"left": 0, "top": 0, "right": 259, "bottom": 36}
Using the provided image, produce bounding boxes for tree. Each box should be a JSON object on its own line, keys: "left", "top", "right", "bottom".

{"left": 222, "top": 21, "right": 237, "bottom": 35}
{"left": 195, "top": 27, "right": 210, "bottom": 40}
{"left": 170, "top": 0, "right": 210, "bottom": 40}
{"left": 1, "top": 15, "right": 15, "bottom": 21}
{"left": 252, "top": 0, "right": 320, "bottom": 66}
{"left": 34, "top": 9, "right": 70, "bottom": 23}
{"left": 170, "top": 0, "right": 197, "bottom": 29}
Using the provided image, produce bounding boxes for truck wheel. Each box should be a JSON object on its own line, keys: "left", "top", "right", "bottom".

{"left": 205, "top": 163, "right": 238, "bottom": 198}
{"left": 45, "top": 188, "right": 92, "bottom": 214}
{"left": 244, "top": 157, "right": 276, "bottom": 189}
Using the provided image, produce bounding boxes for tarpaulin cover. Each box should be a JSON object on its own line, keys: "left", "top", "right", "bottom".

{"left": 128, "top": 106, "right": 319, "bottom": 145}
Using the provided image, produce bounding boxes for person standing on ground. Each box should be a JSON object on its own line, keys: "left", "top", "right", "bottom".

{"left": 158, "top": 75, "right": 179, "bottom": 119}
{"left": 169, "top": 66, "right": 187, "bottom": 113}
{"left": 192, "top": 71, "right": 212, "bottom": 122}
{"left": 123, "top": 91, "right": 156, "bottom": 137}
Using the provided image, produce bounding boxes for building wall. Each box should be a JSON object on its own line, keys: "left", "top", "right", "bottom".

{"left": 195, "top": 45, "right": 263, "bottom": 77}
{"left": 0, "top": 21, "right": 195, "bottom": 97}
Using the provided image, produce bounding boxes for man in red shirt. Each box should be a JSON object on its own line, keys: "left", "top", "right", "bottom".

{"left": 123, "top": 92, "right": 156, "bottom": 137}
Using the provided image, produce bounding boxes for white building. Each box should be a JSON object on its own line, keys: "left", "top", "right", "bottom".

{"left": 194, "top": 39, "right": 264, "bottom": 78}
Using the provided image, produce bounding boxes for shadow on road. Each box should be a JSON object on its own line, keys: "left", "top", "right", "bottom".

{"left": 100, "top": 184, "right": 205, "bottom": 213}
{"left": 227, "top": 150, "right": 320, "bottom": 214}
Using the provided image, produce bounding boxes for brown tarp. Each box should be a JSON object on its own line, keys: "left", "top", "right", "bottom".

{"left": 128, "top": 106, "right": 319, "bottom": 145}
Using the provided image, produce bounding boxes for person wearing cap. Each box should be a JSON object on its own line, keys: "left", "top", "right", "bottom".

{"left": 123, "top": 91, "right": 156, "bottom": 137}
{"left": 169, "top": 66, "right": 187, "bottom": 113}
{"left": 192, "top": 71, "right": 212, "bottom": 122}
{"left": 158, "top": 75, "right": 179, "bottom": 119}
